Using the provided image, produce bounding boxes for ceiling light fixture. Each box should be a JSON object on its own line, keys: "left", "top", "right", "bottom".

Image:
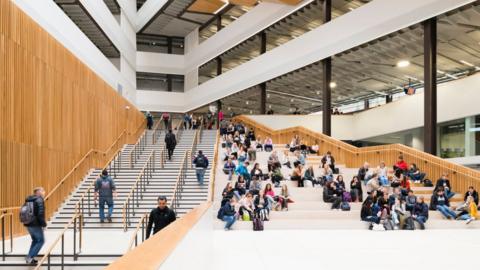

{"left": 291, "top": 99, "right": 294, "bottom": 102}
{"left": 460, "top": 60, "right": 474, "bottom": 67}
{"left": 316, "top": 91, "right": 320, "bottom": 95}
{"left": 329, "top": 82, "right": 337, "bottom": 88}
{"left": 396, "top": 60, "right": 410, "bottom": 68}
{"left": 267, "top": 94, "right": 270, "bottom": 98}
{"left": 269, "top": 105, "right": 272, "bottom": 109}
{"left": 228, "top": 107, "right": 231, "bottom": 111}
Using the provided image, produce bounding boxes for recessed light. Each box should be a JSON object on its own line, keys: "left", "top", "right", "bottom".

{"left": 396, "top": 60, "right": 410, "bottom": 68}
{"left": 245, "top": 101, "right": 249, "bottom": 105}
{"left": 228, "top": 107, "right": 231, "bottom": 111}
{"left": 329, "top": 82, "right": 337, "bottom": 88}
{"left": 316, "top": 91, "right": 320, "bottom": 95}
{"left": 249, "top": 110, "right": 253, "bottom": 114}
{"left": 267, "top": 94, "right": 270, "bottom": 98}
{"left": 291, "top": 99, "right": 294, "bottom": 102}
{"left": 460, "top": 60, "right": 474, "bottom": 67}
{"left": 268, "top": 105, "right": 272, "bottom": 109}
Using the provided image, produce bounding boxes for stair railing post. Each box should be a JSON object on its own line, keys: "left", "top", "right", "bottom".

{"left": 61, "top": 234, "right": 65, "bottom": 270}
{"left": 73, "top": 216, "right": 77, "bottom": 261}
{"left": 2, "top": 216, "right": 5, "bottom": 261}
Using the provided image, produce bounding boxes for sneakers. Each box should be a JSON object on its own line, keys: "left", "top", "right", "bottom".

{"left": 466, "top": 217, "right": 474, "bottom": 225}
{"left": 107, "top": 216, "right": 112, "bottom": 223}
{"left": 26, "top": 257, "right": 38, "bottom": 265}
{"left": 100, "top": 219, "right": 105, "bottom": 223}
{"left": 419, "top": 223, "right": 425, "bottom": 230}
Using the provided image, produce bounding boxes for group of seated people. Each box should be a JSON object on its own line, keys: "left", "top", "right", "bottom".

{"left": 358, "top": 155, "right": 478, "bottom": 230}
{"left": 218, "top": 125, "right": 479, "bottom": 231}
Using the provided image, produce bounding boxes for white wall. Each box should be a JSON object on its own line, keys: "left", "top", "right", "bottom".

{"left": 159, "top": 206, "right": 213, "bottom": 270}
{"left": 137, "top": 52, "right": 185, "bottom": 75}
{"left": 244, "top": 72, "right": 480, "bottom": 141}
{"left": 136, "top": 90, "right": 187, "bottom": 112}
{"left": 184, "top": 28, "right": 199, "bottom": 91}
{"left": 12, "top": 0, "right": 137, "bottom": 103}
{"left": 136, "top": 0, "right": 168, "bottom": 32}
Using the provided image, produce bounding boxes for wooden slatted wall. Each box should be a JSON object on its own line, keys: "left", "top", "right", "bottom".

{"left": 0, "top": 0, "right": 145, "bottom": 235}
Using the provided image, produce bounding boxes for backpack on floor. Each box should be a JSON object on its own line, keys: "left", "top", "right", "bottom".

{"left": 342, "top": 192, "right": 352, "bottom": 202}
{"left": 383, "top": 219, "right": 395, "bottom": 230}
{"left": 333, "top": 168, "right": 340, "bottom": 174}
{"left": 20, "top": 200, "right": 35, "bottom": 225}
{"left": 423, "top": 179, "right": 433, "bottom": 187}
{"left": 372, "top": 223, "right": 385, "bottom": 231}
{"left": 341, "top": 201, "right": 351, "bottom": 211}
{"left": 242, "top": 212, "right": 251, "bottom": 221}
{"left": 253, "top": 215, "right": 264, "bottom": 231}
{"left": 404, "top": 216, "right": 415, "bottom": 230}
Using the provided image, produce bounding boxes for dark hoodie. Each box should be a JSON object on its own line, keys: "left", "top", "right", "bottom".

{"left": 95, "top": 175, "right": 116, "bottom": 200}
{"left": 25, "top": 195, "right": 46, "bottom": 227}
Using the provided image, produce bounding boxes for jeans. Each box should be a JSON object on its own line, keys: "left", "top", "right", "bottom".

{"left": 379, "top": 176, "right": 389, "bottom": 186}
{"left": 27, "top": 226, "right": 45, "bottom": 259}
{"left": 415, "top": 215, "right": 427, "bottom": 225}
{"left": 223, "top": 169, "right": 233, "bottom": 180}
{"left": 458, "top": 214, "right": 472, "bottom": 220}
{"left": 436, "top": 205, "right": 456, "bottom": 219}
{"left": 362, "top": 216, "right": 380, "bottom": 224}
{"left": 223, "top": 215, "right": 236, "bottom": 229}
{"left": 196, "top": 168, "right": 206, "bottom": 185}
{"left": 99, "top": 197, "right": 114, "bottom": 221}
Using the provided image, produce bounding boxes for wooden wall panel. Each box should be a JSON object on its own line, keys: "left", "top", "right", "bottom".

{"left": 0, "top": 0, "right": 145, "bottom": 236}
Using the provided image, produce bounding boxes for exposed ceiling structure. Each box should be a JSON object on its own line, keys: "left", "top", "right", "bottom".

{"left": 103, "top": 0, "right": 121, "bottom": 15}
{"left": 54, "top": 0, "right": 120, "bottom": 58}
{"left": 198, "top": 5, "right": 254, "bottom": 41}
{"left": 201, "top": 1, "right": 480, "bottom": 115}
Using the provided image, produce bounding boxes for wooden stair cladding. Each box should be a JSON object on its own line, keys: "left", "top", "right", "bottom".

{"left": 234, "top": 115, "right": 480, "bottom": 194}
{"left": 0, "top": 0, "right": 145, "bottom": 237}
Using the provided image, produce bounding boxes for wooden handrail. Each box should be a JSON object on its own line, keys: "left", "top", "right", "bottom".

{"left": 233, "top": 115, "right": 480, "bottom": 193}
{"left": 207, "top": 130, "right": 220, "bottom": 202}
{"left": 122, "top": 150, "right": 156, "bottom": 231}
{"left": 127, "top": 213, "right": 149, "bottom": 251}
{"left": 151, "top": 120, "right": 162, "bottom": 144}
{"left": 34, "top": 213, "right": 83, "bottom": 270}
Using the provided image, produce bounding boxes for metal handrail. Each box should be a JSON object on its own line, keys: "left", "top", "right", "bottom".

{"left": 34, "top": 213, "right": 83, "bottom": 270}
{"left": 152, "top": 120, "right": 162, "bottom": 144}
{"left": 122, "top": 150, "right": 156, "bottom": 231}
{"left": 0, "top": 212, "right": 13, "bottom": 261}
{"left": 159, "top": 145, "right": 167, "bottom": 169}
{"left": 126, "top": 213, "right": 149, "bottom": 251}
{"left": 170, "top": 152, "right": 189, "bottom": 215}
{"left": 189, "top": 130, "right": 199, "bottom": 168}
{"left": 74, "top": 148, "right": 123, "bottom": 220}
{"left": 129, "top": 130, "right": 147, "bottom": 169}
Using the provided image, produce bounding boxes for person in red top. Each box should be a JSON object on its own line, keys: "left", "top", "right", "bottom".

{"left": 394, "top": 155, "right": 408, "bottom": 173}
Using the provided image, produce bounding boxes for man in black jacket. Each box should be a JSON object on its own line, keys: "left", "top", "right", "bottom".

{"left": 24, "top": 187, "right": 46, "bottom": 265}
{"left": 464, "top": 186, "right": 479, "bottom": 206}
{"left": 164, "top": 130, "right": 177, "bottom": 161}
{"left": 146, "top": 196, "right": 176, "bottom": 239}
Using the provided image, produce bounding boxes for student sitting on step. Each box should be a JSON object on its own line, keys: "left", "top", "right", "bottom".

{"left": 391, "top": 197, "right": 407, "bottom": 229}
{"left": 455, "top": 195, "right": 477, "bottom": 224}
{"left": 320, "top": 163, "right": 334, "bottom": 183}
{"left": 234, "top": 176, "right": 248, "bottom": 200}
{"left": 277, "top": 184, "right": 292, "bottom": 211}
{"left": 254, "top": 190, "right": 270, "bottom": 221}
{"left": 334, "top": 175, "right": 346, "bottom": 193}
{"left": 255, "top": 136, "right": 263, "bottom": 151}
{"left": 323, "top": 181, "right": 342, "bottom": 210}
{"left": 366, "top": 175, "right": 380, "bottom": 195}
{"left": 235, "top": 161, "right": 251, "bottom": 188}
{"left": 223, "top": 157, "right": 236, "bottom": 180}
{"left": 303, "top": 165, "right": 321, "bottom": 187}
{"left": 308, "top": 141, "right": 319, "bottom": 154}
{"left": 219, "top": 197, "right": 237, "bottom": 231}
{"left": 358, "top": 162, "right": 372, "bottom": 185}
{"left": 407, "top": 163, "right": 426, "bottom": 183}
{"left": 321, "top": 151, "right": 336, "bottom": 172}
{"left": 350, "top": 176, "right": 363, "bottom": 202}
{"left": 250, "top": 163, "right": 265, "bottom": 181}
{"left": 405, "top": 190, "right": 417, "bottom": 212}
{"left": 238, "top": 192, "right": 255, "bottom": 221}
{"left": 464, "top": 186, "right": 479, "bottom": 206}
{"left": 361, "top": 199, "right": 380, "bottom": 224}
{"left": 249, "top": 177, "right": 262, "bottom": 196}
{"left": 263, "top": 183, "right": 276, "bottom": 211}
{"left": 377, "top": 161, "right": 389, "bottom": 186}
{"left": 264, "top": 137, "right": 273, "bottom": 152}
{"left": 412, "top": 196, "right": 429, "bottom": 230}
{"left": 393, "top": 155, "right": 408, "bottom": 174}
{"left": 281, "top": 150, "right": 291, "bottom": 169}
{"left": 294, "top": 150, "right": 306, "bottom": 166}
{"left": 271, "top": 164, "right": 284, "bottom": 187}
{"left": 430, "top": 189, "right": 457, "bottom": 219}
{"left": 268, "top": 151, "right": 281, "bottom": 172}
{"left": 434, "top": 173, "right": 455, "bottom": 199}
{"left": 290, "top": 162, "right": 304, "bottom": 187}
{"left": 222, "top": 183, "right": 235, "bottom": 206}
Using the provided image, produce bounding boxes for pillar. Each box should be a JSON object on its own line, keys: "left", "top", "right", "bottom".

{"left": 322, "top": 0, "right": 332, "bottom": 136}
{"left": 423, "top": 17, "right": 437, "bottom": 155}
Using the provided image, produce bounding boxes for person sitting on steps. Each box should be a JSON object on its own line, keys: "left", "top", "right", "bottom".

{"left": 435, "top": 173, "right": 455, "bottom": 199}
{"left": 321, "top": 151, "right": 336, "bottom": 172}
{"left": 412, "top": 196, "right": 429, "bottom": 230}
{"left": 430, "top": 189, "right": 456, "bottom": 220}
{"left": 290, "top": 162, "right": 304, "bottom": 187}
{"left": 323, "top": 181, "right": 342, "bottom": 210}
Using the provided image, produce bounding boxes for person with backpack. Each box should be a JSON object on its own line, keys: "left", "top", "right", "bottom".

{"left": 94, "top": 170, "right": 117, "bottom": 223}
{"left": 146, "top": 196, "right": 176, "bottom": 239}
{"left": 22, "top": 187, "right": 47, "bottom": 265}
{"left": 183, "top": 113, "right": 190, "bottom": 130}
{"left": 323, "top": 182, "right": 342, "bottom": 210}
{"left": 164, "top": 129, "right": 177, "bottom": 161}
{"left": 218, "top": 197, "right": 237, "bottom": 231}
{"left": 193, "top": 150, "right": 209, "bottom": 185}
{"left": 161, "top": 112, "right": 170, "bottom": 129}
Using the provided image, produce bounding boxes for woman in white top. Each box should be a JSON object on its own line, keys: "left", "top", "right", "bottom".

{"left": 231, "top": 143, "right": 239, "bottom": 160}
{"left": 377, "top": 161, "right": 389, "bottom": 186}
{"left": 237, "top": 192, "right": 255, "bottom": 220}
{"left": 264, "top": 137, "right": 273, "bottom": 152}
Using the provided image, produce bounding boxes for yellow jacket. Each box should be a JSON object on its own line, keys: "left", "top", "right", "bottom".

{"left": 469, "top": 201, "right": 478, "bottom": 218}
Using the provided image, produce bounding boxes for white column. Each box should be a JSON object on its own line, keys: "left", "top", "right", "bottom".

{"left": 465, "top": 116, "right": 476, "bottom": 157}
{"left": 185, "top": 28, "right": 199, "bottom": 91}
{"left": 120, "top": 8, "right": 137, "bottom": 102}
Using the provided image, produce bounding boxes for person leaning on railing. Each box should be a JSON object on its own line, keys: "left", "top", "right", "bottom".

{"left": 146, "top": 196, "right": 176, "bottom": 239}
{"left": 21, "top": 187, "right": 47, "bottom": 265}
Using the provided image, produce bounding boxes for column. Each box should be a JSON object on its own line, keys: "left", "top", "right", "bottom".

{"left": 423, "top": 17, "right": 437, "bottom": 155}
{"left": 260, "top": 31, "right": 267, "bottom": 114}
{"left": 322, "top": 0, "right": 332, "bottom": 136}
{"left": 465, "top": 116, "right": 476, "bottom": 157}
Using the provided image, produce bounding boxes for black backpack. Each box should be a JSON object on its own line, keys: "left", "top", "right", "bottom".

{"left": 404, "top": 216, "right": 415, "bottom": 230}
{"left": 424, "top": 179, "right": 433, "bottom": 187}
{"left": 195, "top": 155, "right": 207, "bottom": 168}
{"left": 20, "top": 200, "right": 35, "bottom": 225}
{"left": 217, "top": 207, "right": 225, "bottom": 220}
